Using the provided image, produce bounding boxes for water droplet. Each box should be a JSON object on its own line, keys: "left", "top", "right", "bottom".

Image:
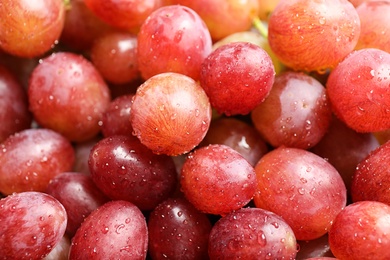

{"left": 271, "top": 222, "right": 279, "bottom": 229}
{"left": 257, "top": 231, "right": 267, "bottom": 246}
{"left": 177, "top": 211, "right": 183, "bottom": 217}
{"left": 102, "top": 226, "right": 109, "bottom": 234}
{"left": 298, "top": 187, "right": 305, "bottom": 195}
{"left": 116, "top": 224, "right": 125, "bottom": 234}
{"left": 319, "top": 17, "right": 326, "bottom": 25}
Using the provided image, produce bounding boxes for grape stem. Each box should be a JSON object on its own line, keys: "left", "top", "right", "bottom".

{"left": 252, "top": 17, "right": 268, "bottom": 39}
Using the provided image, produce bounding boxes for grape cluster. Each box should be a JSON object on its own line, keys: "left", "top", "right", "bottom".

{"left": 1, "top": 0, "right": 390, "bottom": 259}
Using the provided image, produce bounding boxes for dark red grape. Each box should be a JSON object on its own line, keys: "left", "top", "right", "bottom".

{"left": 28, "top": 52, "right": 111, "bottom": 142}
{"left": 327, "top": 48, "right": 390, "bottom": 132}
{"left": 137, "top": 5, "right": 212, "bottom": 80}
{"left": 0, "top": 128, "right": 75, "bottom": 195}
{"left": 148, "top": 197, "right": 212, "bottom": 259}
{"left": 200, "top": 117, "right": 268, "bottom": 166}
{"left": 208, "top": 207, "right": 297, "bottom": 259}
{"left": 254, "top": 147, "right": 347, "bottom": 240}
{"left": 89, "top": 135, "right": 177, "bottom": 211}
{"left": 329, "top": 201, "right": 390, "bottom": 260}
{"left": 251, "top": 71, "right": 332, "bottom": 149}
{"left": 0, "top": 65, "right": 32, "bottom": 143}
{"left": 200, "top": 41, "right": 275, "bottom": 116}
{"left": 180, "top": 144, "right": 257, "bottom": 216}
{"left": 0, "top": 0, "right": 66, "bottom": 57}
{"left": 130, "top": 72, "right": 212, "bottom": 156}
{"left": 46, "top": 172, "right": 110, "bottom": 237}
{"left": 72, "top": 137, "right": 102, "bottom": 175}
{"left": 90, "top": 32, "right": 140, "bottom": 84}
{"left": 69, "top": 200, "right": 148, "bottom": 259}
{"left": 0, "top": 191, "right": 67, "bottom": 259}
{"left": 43, "top": 235, "right": 70, "bottom": 260}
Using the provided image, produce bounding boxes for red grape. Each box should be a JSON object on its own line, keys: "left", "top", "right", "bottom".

{"left": 88, "top": 135, "right": 177, "bottom": 211}
{"left": 351, "top": 140, "right": 390, "bottom": 205}
{"left": 137, "top": 5, "right": 212, "bottom": 80}
{"left": 251, "top": 71, "right": 332, "bottom": 149}
{"left": 43, "top": 235, "right": 70, "bottom": 260}
{"left": 180, "top": 144, "right": 257, "bottom": 216}
{"left": 268, "top": 0, "right": 360, "bottom": 72}
{"left": 254, "top": 147, "right": 347, "bottom": 240}
{"left": 200, "top": 42, "right": 275, "bottom": 116}
{"left": 69, "top": 200, "right": 148, "bottom": 259}
{"left": 296, "top": 234, "right": 335, "bottom": 260}
{"left": 0, "top": 128, "right": 75, "bottom": 195}
{"left": 0, "top": 0, "right": 66, "bottom": 58}
{"left": 28, "top": 52, "right": 111, "bottom": 142}
{"left": 329, "top": 201, "right": 390, "bottom": 260}
{"left": 327, "top": 48, "right": 390, "bottom": 132}
{"left": 0, "top": 191, "right": 67, "bottom": 259}
{"left": 130, "top": 72, "right": 212, "bottom": 156}
{"left": 46, "top": 172, "right": 110, "bottom": 237}
{"left": 148, "top": 197, "right": 212, "bottom": 259}
{"left": 0, "top": 65, "right": 32, "bottom": 143}
{"left": 208, "top": 207, "right": 298, "bottom": 259}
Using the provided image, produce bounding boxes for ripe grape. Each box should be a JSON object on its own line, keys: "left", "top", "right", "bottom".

{"left": 254, "top": 147, "right": 347, "bottom": 240}
{"left": 251, "top": 71, "right": 332, "bottom": 149}
{"left": 328, "top": 201, "right": 390, "bottom": 260}
{"left": 43, "top": 235, "right": 70, "bottom": 260}
{"left": 72, "top": 137, "right": 101, "bottom": 175}
{"left": 130, "top": 72, "right": 212, "bottom": 156}
{"left": 351, "top": 140, "right": 390, "bottom": 205}
{"left": 327, "top": 48, "right": 390, "bottom": 132}
{"left": 208, "top": 207, "right": 297, "bottom": 259}
{"left": 0, "top": 65, "right": 32, "bottom": 143}
{"left": 0, "top": 0, "right": 66, "bottom": 58}
{"left": 88, "top": 135, "right": 177, "bottom": 211}
{"left": 268, "top": 0, "right": 360, "bottom": 72}
{"left": 148, "top": 197, "right": 212, "bottom": 259}
{"left": 0, "top": 192, "right": 67, "bottom": 259}
{"left": 180, "top": 144, "right": 257, "bottom": 215}
{"left": 46, "top": 172, "right": 110, "bottom": 237}
{"left": 0, "top": 128, "right": 75, "bottom": 195}
{"left": 69, "top": 200, "right": 148, "bottom": 259}
{"left": 200, "top": 42, "right": 275, "bottom": 116}
{"left": 28, "top": 52, "right": 111, "bottom": 142}
{"left": 137, "top": 5, "right": 212, "bottom": 80}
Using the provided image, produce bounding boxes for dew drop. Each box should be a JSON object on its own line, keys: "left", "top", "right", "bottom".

{"left": 298, "top": 187, "right": 305, "bottom": 195}
{"left": 318, "top": 17, "right": 326, "bottom": 25}
{"left": 257, "top": 231, "right": 267, "bottom": 246}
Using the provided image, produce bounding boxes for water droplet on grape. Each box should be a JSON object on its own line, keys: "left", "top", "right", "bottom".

{"left": 115, "top": 224, "right": 125, "bottom": 234}
{"left": 318, "top": 17, "right": 326, "bottom": 25}
{"left": 298, "top": 187, "right": 305, "bottom": 195}
{"left": 257, "top": 231, "right": 267, "bottom": 246}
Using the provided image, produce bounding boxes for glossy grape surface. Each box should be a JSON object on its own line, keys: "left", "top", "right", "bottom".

{"left": 254, "top": 147, "right": 347, "bottom": 240}
{"left": 0, "top": 192, "right": 67, "bottom": 259}
{"left": 148, "top": 197, "right": 212, "bottom": 259}
{"left": 130, "top": 72, "right": 212, "bottom": 156}
{"left": 208, "top": 207, "right": 297, "bottom": 259}
{"left": 180, "top": 144, "right": 257, "bottom": 215}
{"left": 200, "top": 42, "right": 275, "bottom": 115}
{"left": 69, "top": 200, "right": 148, "bottom": 259}
{"left": 0, "top": 128, "right": 75, "bottom": 195}
{"left": 89, "top": 135, "right": 177, "bottom": 210}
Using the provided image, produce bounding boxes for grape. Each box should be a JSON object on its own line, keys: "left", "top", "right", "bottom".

{"left": 90, "top": 32, "right": 140, "bottom": 84}
{"left": 268, "top": 0, "right": 360, "bottom": 72}
{"left": 208, "top": 207, "right": 297, "bottom": 259}
{"left": 28, "top": 52, "right": 111, "bottom": 142}
{"left": 200, "top": 41, "right": 275, "bottom": 116}
{"left": 130, "top": 72, "right": 212, "bottom": 156}
{"left": 351, "top": 140, "right": 390, "bottom": 205}
{"left": 101, "top": 94, "right": 134, "bottom": 137}
{"left": 69, "top": 200, "right": 148, "bottom": 259}
{"left": 254, "top": 147, "right": 347, "bottom": 240}
{"left": 46, "top": 172, "right": 110, "bottom": 237}
{"left": 0, "top": 65, "right": 32, "bottom": 143}
{"left": 174, "top": 0, "right": 259, "bottom": 41}
{"left": 326, "top": 48, "right": 390, "bottom": 132}
{"left": 43, "top": 235, "right": 70, "bottom": 260}
{"left": 0, "top": 191, "right": 67, "bottom": 259}
{"left": 0, "top": 0, "right": 65, "bottom": 58}
{"left": 180, "top": 144, "right": 257, "bottom": 215}
{"left": 251, "top": 71, "right": 332, "bottom": 149}
{"left": 0, "top": 128, "right": 75, "bottom": 195}
{"left": 148, "top": 197, "right": 212, "bottom": 259}
{"left": 88, "top": 135, "right": 177, "bottom": 211}
{"left": 200, "top": 117, "right": 269, "bottom": 166}
{"left": 72, "top": 137, "right": 102, "bottom": 175}
{"left": 137, "top": 5, "right": 212, "bottom": 80}
{"left": 311, "top": 116, "right": 380, "bottom": 194}
{"left": 84, "top": 0, "right": 163, "bottom": 31}
{"left": 355, "top": 0, "right": 390, "bottom": 53}
{"left": 328, "top": 201, "right": 390, "bottom": 260}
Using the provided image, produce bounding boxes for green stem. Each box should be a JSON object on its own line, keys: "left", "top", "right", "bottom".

{"left": 252, "top": 17, "right": 268, "bottom": 39}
